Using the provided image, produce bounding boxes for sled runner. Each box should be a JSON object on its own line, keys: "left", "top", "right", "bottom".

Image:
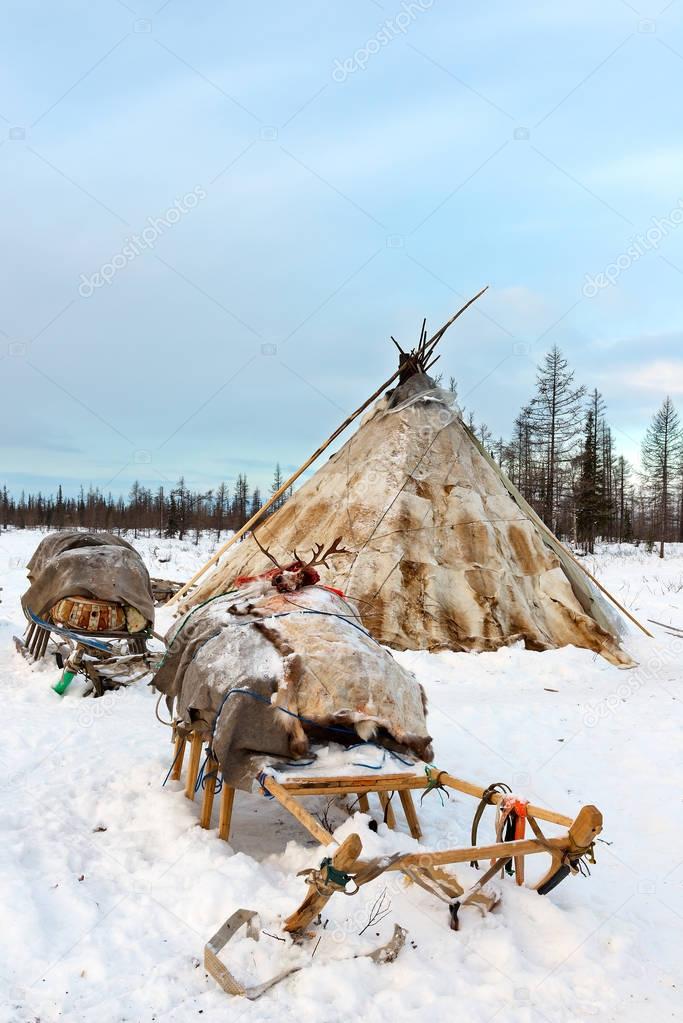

{"left": 16, "top": 608, "right": 157, "bottom": 697}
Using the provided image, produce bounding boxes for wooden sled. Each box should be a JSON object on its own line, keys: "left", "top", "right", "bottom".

{"left": 167, "top": 730, "right": 602, "bottom": 904}
{"left": 168, "top": 728, "right": 426, "bottom": 841}
{"left": 150, "top": 577, "right": 184, "bottom": 605}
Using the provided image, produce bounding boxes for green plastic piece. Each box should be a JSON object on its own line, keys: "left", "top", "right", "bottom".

{"left": 53, "top": 668, "right": 76, "bottom": 696}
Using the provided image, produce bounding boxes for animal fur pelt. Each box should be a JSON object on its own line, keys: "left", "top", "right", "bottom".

{"left": 153, "top": 579, "right": 433, "bottom": 791}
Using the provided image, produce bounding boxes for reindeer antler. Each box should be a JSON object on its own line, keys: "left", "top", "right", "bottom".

{"left": 303, "top": 536, "right": 352, "bottom": 569}
{"left": 252, "top": 531, "right": 283, "bottom": 570}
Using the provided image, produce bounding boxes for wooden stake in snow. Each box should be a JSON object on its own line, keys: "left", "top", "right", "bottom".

{"left": 165, "top": 290, "right": 489, "bottom": 607}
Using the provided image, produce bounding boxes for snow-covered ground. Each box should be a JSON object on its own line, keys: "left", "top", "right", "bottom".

{"left": 0, "top": 529, "right": 680, "bottom": 1023}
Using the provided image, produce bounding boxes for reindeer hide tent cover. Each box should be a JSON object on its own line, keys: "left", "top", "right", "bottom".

{"left": 154, "top": 575, "right": 433, "bottom": 791}
{"left": 188, "top": 373, "right": 631, "bottom": 666}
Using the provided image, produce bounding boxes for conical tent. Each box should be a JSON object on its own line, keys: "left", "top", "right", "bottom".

{"left": 188, "top": 372, "right": 632, "bottom": 666}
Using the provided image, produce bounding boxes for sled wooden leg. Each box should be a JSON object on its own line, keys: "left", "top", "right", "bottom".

{"left": 398, "top": 789, "right": 422, "bottom": 839}
{"left": 25, "top": 622, "right": 36, "bottom": 650}
{"left": 184, "top": 733, "right": 203, "bottom": 801}
{"left": 171, "top": 734, "right": 186, "bottom": 781}
{"left": 379, "top": 792, "right": 396, "bottom": 830}
{"left": 200, "top": 755, "right": 219, "bottom": 829}
{"left": 35, "top": 626, "right": 50, "bottom": 661}
{"left": 356, "top": 793, "right": 370, "bottom": 813}
{"left": 262, "top": 777, "right": 334, "bottom": 847}
{"left": 218, "top": 784, "right": 235, "bottom": 842}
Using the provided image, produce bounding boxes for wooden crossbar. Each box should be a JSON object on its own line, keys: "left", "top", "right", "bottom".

{"left": 277, "top": 771, "right": 573, "bottom": 828}
{"left": 165, "top": 732, "right": 593, "bottom": 880}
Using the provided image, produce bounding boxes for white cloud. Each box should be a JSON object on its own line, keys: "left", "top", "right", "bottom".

{"left": 618, "top": 359, "right": 683, "bottom": 395}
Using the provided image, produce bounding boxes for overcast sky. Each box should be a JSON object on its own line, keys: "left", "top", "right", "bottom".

{"left": 2, "top": 1, "right": 683, "bottom": 498}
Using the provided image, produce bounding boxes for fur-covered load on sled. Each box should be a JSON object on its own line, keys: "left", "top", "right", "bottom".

{"left": 152, "top": 537, "right": 433, "bottom": 791}
{"left": 18, "top": 532, "right": 156, "bottom": 695}
{"left": 22, "top": 531, "right": 154, "bottom": 636}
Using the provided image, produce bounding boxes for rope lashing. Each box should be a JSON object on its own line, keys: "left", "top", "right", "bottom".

{"left": 200, "top": 762, "right": 223, "bottom": 794}
{"left": 470, "top": 781, "right": 512, "bottom": 868}
{"left": 256, "top": 772, "right": 276, "bottom": 799}
{"left": 162, "top": 743, "right": 184, "bottom": 787}
{"left": 155, "top": 691, "right": 175, "bottom": 728}
{"left": 575, "top": 854, "right": 592, "bottom": 877}
{"left": 194, "top": 752, "right": 210, "bottom": 794}
{"left": 297, "top": 852, "right": 405, "bottom": 899}
{"left": 347, "top": 741, "right": 416, "bottom": 770}
{"left": 420, "top": 766, "right": 450, "bottom": 806}
{"left": 351, "top": 746, "right": 388, "bottom": 770}
{"left": 495, "top": 795, "right": 529, "bottom": 879}
{"left": 379, "top": 789, "right": 396, "bottom": 826}
{"left": 297, "top": 857, "right": 358, "bottom": 898}
{"left": 210, "top": 687, "right": 361, "bottom": 747}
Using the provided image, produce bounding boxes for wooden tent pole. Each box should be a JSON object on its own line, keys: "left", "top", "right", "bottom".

{"left": 563, "top": 553, "right": 653, "bottom": 638}
{"left": 461, "top": 422, "right": 652, "bottom": 640}
{"left": 513, "top": 498, "right": 653, "bottom": 639}
{"left": 167, "top": 290, "right": 490, "bottom": 607}
{"left": 165, "top": 364, "right": 403, "bottom": 606}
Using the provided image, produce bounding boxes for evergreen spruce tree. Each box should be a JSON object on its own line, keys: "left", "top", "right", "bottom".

{"left": 576, "top": 409, "right": 601, "bottom": 553}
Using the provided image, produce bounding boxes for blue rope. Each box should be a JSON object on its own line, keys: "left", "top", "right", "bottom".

{"left": 210, "top": 696, "right": 419, "bottom": 778}
{"left": 256, "top": 771, "right": 275, "bottom": 798}
{"left": 386, "top": 748, "right": 415, "bottom": 767}
{"left": 272, "top": 608, "right": 379, "bottom": 645}
{"left": 215, "top": 608, "right": 378, "bottom": 643}
{"left": 210, "top": 687, "right": 360, "bottom": 745}
{"left": 201, "top": 766, "right": 223, "bottom": 794}
{"left": 347, "top": 741, "right": 416, "bottom": 770}
{"left": 162, "top": 744, "right": 183, "bottom": 787}
{"left": 194, "top": 752, "right": 209, "bottom": 794}
{"left": 352, "top": 746, "right": 387, "bottom": 770}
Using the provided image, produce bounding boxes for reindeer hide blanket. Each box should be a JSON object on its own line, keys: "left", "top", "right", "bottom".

{"left": 22, "top": 531, "right": 155, "bottom": 625}
{"left": 153, "top": 581, "right": 433, "bottom": 791}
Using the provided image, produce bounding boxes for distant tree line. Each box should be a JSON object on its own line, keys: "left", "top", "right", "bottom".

{"left": 2, "top": 349, "right": 683, "bottom": 557}
{"left": 0, "top": 464, "right": 292, "bottom": 544}
{"left": 452, "top": 345, "right": 683, "bottom": 558}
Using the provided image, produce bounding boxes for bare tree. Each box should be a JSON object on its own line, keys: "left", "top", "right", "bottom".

{"left": 528, "top": 347, "right": 585, "bottom": 532}
{"left": 214, "top": 482, "right": 229, "bottom": 539}
{"left": 615, "top": 455, "right": 631, "bottom": 543}
{"left": 641, "top": 396, "right": 683, "bottom": 558}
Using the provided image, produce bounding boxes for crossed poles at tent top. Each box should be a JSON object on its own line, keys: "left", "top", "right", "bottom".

{"left": 166, "top": 287, "right": 489, "bottom": 608}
